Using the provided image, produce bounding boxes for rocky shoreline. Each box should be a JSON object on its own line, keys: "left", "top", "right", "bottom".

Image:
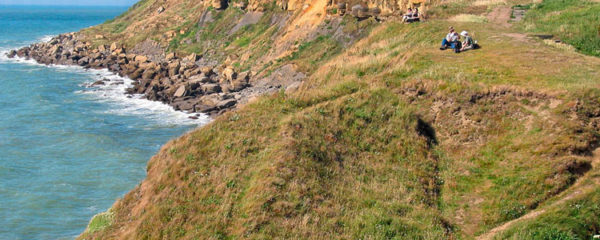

{"left": 6, "top": 33, "right": 256, "bottom": 117}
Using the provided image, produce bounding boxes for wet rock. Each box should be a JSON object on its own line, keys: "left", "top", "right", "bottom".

{"left": 7, "top": 50, "right": 17, "bottom": 58}
{"left": 91, "top": 80, "right": 106, "bottom": 86}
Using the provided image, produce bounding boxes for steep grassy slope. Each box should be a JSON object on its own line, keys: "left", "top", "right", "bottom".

{"left": 79, "top": 0, "right": 600, "bottom": 239}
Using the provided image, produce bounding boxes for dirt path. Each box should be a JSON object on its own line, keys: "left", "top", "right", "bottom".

{"left": 486, "top": 6, "right": 512, "bottom": 28}
{"left": 476, "top": 149, "right": 600, "bottom": 240}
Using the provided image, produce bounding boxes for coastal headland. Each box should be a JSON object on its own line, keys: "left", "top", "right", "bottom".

{"left": 5, "top": 0, "right": 600, "bottom": 238}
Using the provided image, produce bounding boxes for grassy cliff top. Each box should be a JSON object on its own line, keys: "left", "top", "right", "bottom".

{"left": 80, "top": 0, "right": 600, "bottom": 239}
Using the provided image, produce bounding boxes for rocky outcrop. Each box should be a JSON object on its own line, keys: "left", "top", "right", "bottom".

{"left": 6, "top": 33, "right": 252, "bottom": 116}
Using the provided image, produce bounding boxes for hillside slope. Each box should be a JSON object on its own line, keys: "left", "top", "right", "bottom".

{"left": 78, "top": 0, "right": 600, "bottom": 239}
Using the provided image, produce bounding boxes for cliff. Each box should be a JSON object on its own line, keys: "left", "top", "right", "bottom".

{"left": 18, "top": 0, "right": 597, "bottom": 238}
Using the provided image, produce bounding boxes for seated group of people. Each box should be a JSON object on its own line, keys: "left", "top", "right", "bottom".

{"left": 440, "top": 26, "right": 477, "bottom": 53}
{"left": 402, "top": 8, "right": 420, "bottom": 22}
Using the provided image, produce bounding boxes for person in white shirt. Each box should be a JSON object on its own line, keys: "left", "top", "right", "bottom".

{"left": 402, "top": 8, "right": 413, "bottom": 22}
{"left": 440, "top": 27, "right": 460, "bottom": 51}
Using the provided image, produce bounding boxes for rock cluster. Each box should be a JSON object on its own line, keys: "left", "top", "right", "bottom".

{"left": 7, "top": 33, "right": 251, "bottom": 116}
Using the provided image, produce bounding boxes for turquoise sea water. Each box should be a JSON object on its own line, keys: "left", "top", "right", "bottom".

{"left": 0, "top": 6, "right": 208, "bottom": 239}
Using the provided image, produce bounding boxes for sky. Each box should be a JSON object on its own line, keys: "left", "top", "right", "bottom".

{"left": 0, "top": 0, "right": 138, "bottom": 6}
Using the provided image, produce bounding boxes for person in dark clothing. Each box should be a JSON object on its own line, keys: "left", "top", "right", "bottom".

{"left": 402, "top": 8, "right": 413, "bottom": 22}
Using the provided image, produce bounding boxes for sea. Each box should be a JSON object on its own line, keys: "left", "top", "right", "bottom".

{"left": 0, "top": 5, "right": 209, "bottom": 239}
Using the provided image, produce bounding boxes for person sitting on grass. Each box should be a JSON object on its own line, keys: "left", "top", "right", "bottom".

{"left": 402, "top": 8, "right": 413, "bottom": 22}
{"left": 460, "top": 31, "right": 476, "bottom": 52}
{"left": 440, "top": 27, "right": 460, "bottom": 50}
{"left": 412, "top": 8, "right": 419, "bottom": 19}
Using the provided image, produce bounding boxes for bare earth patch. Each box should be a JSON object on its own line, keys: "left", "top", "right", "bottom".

{"left": 487, "top": 6, "right": 512, "bottom": 28}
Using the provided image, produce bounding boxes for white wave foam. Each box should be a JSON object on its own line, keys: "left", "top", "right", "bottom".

{"left": 77, "top": 68, "right": 210, "bottom": 126}
{"left": 1, "top": 51, "right": 210, "bottom": 126}
{"left": 39, "top": 35, "right": 55, "bottom": 43}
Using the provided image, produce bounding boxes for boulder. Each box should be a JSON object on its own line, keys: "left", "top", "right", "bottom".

{"left": 189, "top": 74, "right": 210, "bottom": 83}
{"left": 173, "top": 85, "right": 187, "bottom": 98}
{"left": 168, "top": 61, "right": 181, "bottom": 77}
{"left": 201, "top": 66, "right": 213, "bottom": 76}
{"left": 16, "top": 47, "right": 30, "bottom": 57}
{"left": 216, "top": 99, "right": 237, "bottom": 109}
{"left": 157, "top": 6, "right": 165, "bottom": 13}
{"left": 195, "top": 104, "right": 218, "bottom": 113}
{"left": 113, "top": 47, "right": 125, "bottom": 55}
{"left": 229, "top": 72, "right": 249, "bottom": 92}
{"left": 91, "top": 80, "right": 105, "bottom": 86}
{"left": 7, "top": 50, "right": 17, "bottom": 58}
{"left": 126, "top": 54, "right": 137, "bottom": 61}
{"left": 129, "top": 68, "right": 145, "bottom": 80}
{"left": 142, "top": 69, "right": 157, "bottom": 80}
{"left": 139, "top": 62, "right": 159, "bottom": 71}
{"left": 222, "top": 67, "right": 237, "bottom": 81}
{"left": 165, "top": 52, "right": 176, "bottom": 61}
{"left": 184, "top": 53, "right": 200, "bottom": 62}
{"left": 201, "top": 84, "right": 221, "bottom": 94}
{"left": 184, "top": 68, "right": 201, "bottom": 78}
{"left": 134, "top": 55, "right": 149, "bottom": 63}
{"left": 77, "top": 56, "right": 90, "bottom": 66}
{"left": 110, "top": 42, "right": 121, "bottom": 52}
{"left": 49, "top": 45, "right": 62, "bottom": 55}
{"left": 351, "top": 4, "right": 368, "bottom": 18}
{"left": 172, "top": 99, "right": 198, "bottom": 112}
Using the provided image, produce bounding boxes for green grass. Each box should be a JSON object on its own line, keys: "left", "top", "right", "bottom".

{"left": 499, "top": 188, "right": 600, "bottom": 239}
{"left": 520, "top": 0, "right": 600, "bottom": 57}
{"left": 281, "top": 35, "right": 343, "bottom": 73}
{"left": 85, "top": 209, "right": 114, "bottom": 234}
